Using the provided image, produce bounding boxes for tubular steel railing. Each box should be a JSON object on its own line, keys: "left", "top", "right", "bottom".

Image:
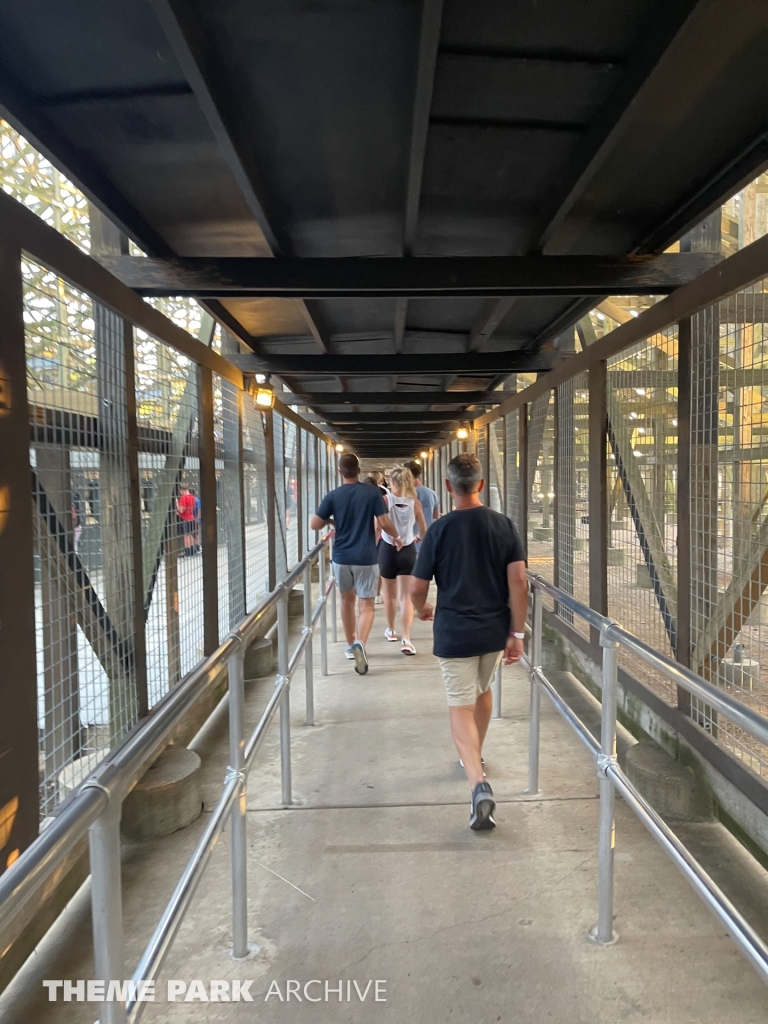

{"left": 0, "top": 535, "right": 336, "bottom": 1024}
{"left": 526, "top": 572, "right": 768, "bottom": 982}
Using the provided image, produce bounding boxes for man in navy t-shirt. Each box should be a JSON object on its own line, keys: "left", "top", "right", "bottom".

{"left": 411, "top": 453, "right": 528, "bottom": 831}
{"left": 311, "top": 452, "right": 401, "bottom": 675}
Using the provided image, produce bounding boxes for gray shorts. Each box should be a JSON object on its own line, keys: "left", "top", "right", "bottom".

{"left": 332, "top": 562, "right": 380, "bottom": 599}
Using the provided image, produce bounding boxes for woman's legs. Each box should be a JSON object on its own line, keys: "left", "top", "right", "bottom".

{"left": 397, "top": 574, "right": 414, "bottom": 640}
{"left": 382, "top": 577, "right": 398, "bottom": 633}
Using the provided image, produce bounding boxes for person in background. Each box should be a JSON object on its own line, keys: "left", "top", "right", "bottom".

{"left": 379, "top": 466, "right": 428, "bottom": 656}
{"left": 191, "top": 487, "right": 201, "bottom": 554}
{"left": 71, "top": 490, "right": 84, "bottom": 553}
{"left": 411, "top": 453, "right": 528, "bottom": 831}
{"left": 310, "top": 453, "right": 402, "bottom": 675}
{"left": 405, "top": 459, "right": 439, "bottom": 550}
{"left": 177, "top": 484, "right": 197, "bottom": 557}
{"left": 365, "top": 474, "right": 388, "bottom": 605}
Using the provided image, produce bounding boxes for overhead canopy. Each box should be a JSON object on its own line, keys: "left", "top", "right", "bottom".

{"left": 1, "top": 0, "right": 767, "bottom": 454}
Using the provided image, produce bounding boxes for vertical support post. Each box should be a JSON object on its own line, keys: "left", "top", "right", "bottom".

{"left": 123, "top": 324, "right": 148, "bottom": 715}
{"left": 329, "top": 532, "right": 337, "bottom": 643}
{"left": 0, "top": 237, "right": 40, "bottom": 868}
{"left": 589, "top": 361, "right": 609, "bottom": 649}
{"left": 676, "top": 319, "right": 692, "bottom": 713}
{"left": 164, "top": 521, "right": 181, "bottom": 688}
{"left": 228, "top": 640, "right": 248, "bottom": 958}
{"left": 265, "top": 408, "right": 277, "bottom": 591}
{"left": 526, "top": 583, "right": 542, "bottom": 795}
{"left": 89, "top": 801, "right": 126, "bottom": 1024}
{"left": 297, "top": 429, "right": 304, "bottom": 560}
{"left": 304, "top": 563, "right": 314, "bottom": 726}
{"left": 518, "top": 404, "right": 529, "bottom": 547}
{"left": 553, "top": 387, "right": 560, "bottom": 587}
{"left": 277, "top": 590, "right": 292, "bottom": 805}
{"left": 591, "top": 626, "right": 619, "bottom": 945}
{"left": 319, "top": 545, "right": 329, "bottom": 677}
{"left": 491, "top": 659, "right": 502, "bottom": 720}
{"left": 198, "top": 365, "right": 219, "bottom": 654}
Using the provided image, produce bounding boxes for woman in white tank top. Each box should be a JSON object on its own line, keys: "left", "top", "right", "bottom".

{"left": 378, "top": 466, "right": 428, "bottom": 655}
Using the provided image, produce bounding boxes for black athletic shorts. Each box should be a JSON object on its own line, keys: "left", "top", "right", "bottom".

{"left": 378, "top": 541, "right": 417, "bottom": 579}
{"left": 181, "top": 519, "right": 196, "bottom": 536}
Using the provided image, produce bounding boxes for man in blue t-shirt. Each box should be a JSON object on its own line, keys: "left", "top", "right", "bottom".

{"left": 411, "top": 453, "right": 528, "bottom": 832}
{"left": 405, "top": 460, "right": 439, "bottom": 550}
{"left": 311, "top": 452, "right": 402, "bottom": 675}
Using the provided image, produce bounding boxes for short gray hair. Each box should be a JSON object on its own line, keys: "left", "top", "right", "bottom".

{"left": 447, "top": 453, "right": 482, "bottom": 495}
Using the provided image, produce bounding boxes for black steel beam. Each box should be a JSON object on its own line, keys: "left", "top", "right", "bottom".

{"left": 321, "top": 411, "right": 470, "bottom": 424}
{"left": 238, "top": 351, "right": 556, "bottom": 376}
{"left": 97, "top": 253, "right": 720, "bottom": 299}
{"left": 281, "top": 390, "right": 514, "bottom": 406}
{"left": 395, "top": 0, "right": 445, "bottom": 351}
{"left": 147, "top": 0, "right": 331, "bottom": 352}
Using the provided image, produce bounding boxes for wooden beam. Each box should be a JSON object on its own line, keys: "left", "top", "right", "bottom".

{"left": 473, "top": 231, "right": 768, "bottom": 429}
{"left": 95, "top": 253, "right": 721, "bottom": 299}
{"left": 233, "top": 352, "right": 556, "bottom": 376}
{"left": 279, "top": 390, "right": 515, "bottom": 406}
{"left": 395, "top": 0, "right": 444, "bottom": 351}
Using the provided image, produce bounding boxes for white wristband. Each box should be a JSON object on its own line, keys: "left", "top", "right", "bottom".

{"left": 511, "top": 632, "right": 525, "bottom": 640}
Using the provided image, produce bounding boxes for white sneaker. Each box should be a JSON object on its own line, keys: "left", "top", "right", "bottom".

{"left": 384, "top": 628, "right": 398, "bottom": 642}
{"left": 374, "top": 595, "right": 384, "bottom": 605}
{"left": 344, "top": 645, "right": 355, "bottom": 660}
{"left": 401, "top": 639, "right": 416, "bottom": 656}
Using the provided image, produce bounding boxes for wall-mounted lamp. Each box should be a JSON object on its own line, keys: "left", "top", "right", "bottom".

{"left": 456, "top": 427, "right": 469, "bottom": 440}
{"left": 335, "top": 443, "right": 344, "bottom": 452}
{"left": 420, "top": 451, "right": 428, "bottom": 459}
{"left": 254, "top": 386, "right": 275, "bottom": 408}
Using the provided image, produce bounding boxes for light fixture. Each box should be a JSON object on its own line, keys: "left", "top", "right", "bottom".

{"left": 635, "top": 388, "right": 646, "bottom": 396}
{"left": 456, "top": 427, "right": 469, "bottom": 440}
{"left": 630, "top": 412, "right": 638, "bottom": 419}
{"left": 255, "top": 373, "right": 267, "bottom": 384}
{"left": 335, "top": 443, "right": 344, "bottom": 452}
{"left": 254, "top": 386, "right": 275, "bottom": 408}
{"left": 672, "top": 418, "right": 678, "bottom": 427}
{"left": 420, "top": 451, "right": 428, "bottom": 459}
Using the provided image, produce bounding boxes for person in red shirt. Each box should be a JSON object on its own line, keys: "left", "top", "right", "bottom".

{"left": 177, "top": 485, "right": 197, "bottom": 556}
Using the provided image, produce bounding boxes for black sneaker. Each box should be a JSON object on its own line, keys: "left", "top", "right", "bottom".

{"left": 469, "top": 782, "right": 496, "bottom": 831}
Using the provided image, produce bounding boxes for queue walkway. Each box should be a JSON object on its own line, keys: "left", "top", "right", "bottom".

{"left": 3, "top": 598, "right": 768, "bottom": 1024}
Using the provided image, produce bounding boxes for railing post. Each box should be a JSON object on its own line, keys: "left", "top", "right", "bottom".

{"left": 526, "top": 582, "right": 542, "bottom": 795}
{"left": 329, "top": 532, "right": 337, "bottom": 643}
{"left": 277, "top": 589, "right": 292, "bottom": 805}
{"left": 591, "top": 622, "right": 620, "bottom": 945}
{"left": 319, "top": 544, "right": 329, "bottom": 676}
{"left": 89, "top": 799, "right": 126, "bottom": 1024}
{"left": 227, "top": 638, "right": 249, "bottom": 958}
{"left": 303, "top": 562, "right": 315, "bottom": 726}
{"left": 491, "top": 660, "right": 502, "bottom": 719}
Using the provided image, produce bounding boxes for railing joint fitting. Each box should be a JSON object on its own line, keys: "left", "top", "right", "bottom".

{"left": 599, "top": 620, "right": 620, "bottom": 649}
{"left": 225, "top": 632, "right": 245, "bottom": 652}
{"left": 224, "top": 765, "right": 247, "bottom": 786}
{"left": 596, "top": 753, "right": 618, "bottom": 779}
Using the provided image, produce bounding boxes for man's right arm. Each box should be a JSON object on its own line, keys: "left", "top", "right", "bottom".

{"left": 377, "top": 513, "right": 403, "bottom": 550}
{"left": 503, "top": 560, "right": 529, "bottom": 664}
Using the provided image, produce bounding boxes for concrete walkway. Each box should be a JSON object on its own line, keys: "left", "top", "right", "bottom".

{"left": 3, "top": 595, "right": 768, "bottom": 1023}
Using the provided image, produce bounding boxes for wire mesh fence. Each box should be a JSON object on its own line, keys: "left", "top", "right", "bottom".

{"left": 214, "top": 375, "right": 245, "bottom": 637}
{"left": 689, "top": 281, "right": 768, "bottom": 777}
{"left": 556, "top": 374, "right": 590, "bottom": 634}
{"left": 242, "top": 401, "right": 270, "bottom": 610}
{"left": 606, "top": 330, "right": 679, "bottom": 704}
{"left": 26, "top": 261, "right": 140, "bottom": 814}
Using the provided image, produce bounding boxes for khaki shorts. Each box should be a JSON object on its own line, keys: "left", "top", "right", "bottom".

{"left": 437, "top": 651, "right": 503, "bottom": 707}
{"left": 332, "top": 562, "right": 379, "bottom": 599}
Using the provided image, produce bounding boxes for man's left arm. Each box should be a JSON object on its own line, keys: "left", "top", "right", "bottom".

{"left": 503, "top": 560, "right": 529, "bottom": 664}
{"left": 411, "top": 577, "right": 434, "bottom": 620}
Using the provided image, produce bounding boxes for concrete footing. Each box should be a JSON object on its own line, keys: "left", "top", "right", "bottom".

{"left": 121, "top": 746, "right": 203, "bottom": 842}
{"left": 625, "top": 741, "right": 712, "bottom": 822}
{"left": 636, "top": 562, "right": 653, "bottom": 589}
{"left": 532, "top": 526, "right": 553, "bottom": 542}
{"left": 288, "top": 588, "right": 305, "bottom": 617}
{"left": 245, "top": 637, "right": 275, "bottom": 679}
{"left": 719, "top": 656, "right": 761, "bottom": 692}
{"left": 573, "top": 537, "right": 588, "bottom": 551}
{"left": 607, "top": 547, "right": 625, "bottom": 566}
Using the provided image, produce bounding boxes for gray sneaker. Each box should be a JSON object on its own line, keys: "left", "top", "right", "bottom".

{"left": 344, "top": 645, "right": 355, "bottom": 660}
{"left": 351, "top": 641, "right": 369, "bottom": 675}
{"left": 469, "top": 782, "right": 496, "bottom": 831}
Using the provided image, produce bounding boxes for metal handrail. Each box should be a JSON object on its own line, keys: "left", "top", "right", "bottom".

{"left": 526, "top": 571, "right": 768, "bottom": 982}
{"left": 0, "top": 535, "right": 336, "bottom": 1024}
